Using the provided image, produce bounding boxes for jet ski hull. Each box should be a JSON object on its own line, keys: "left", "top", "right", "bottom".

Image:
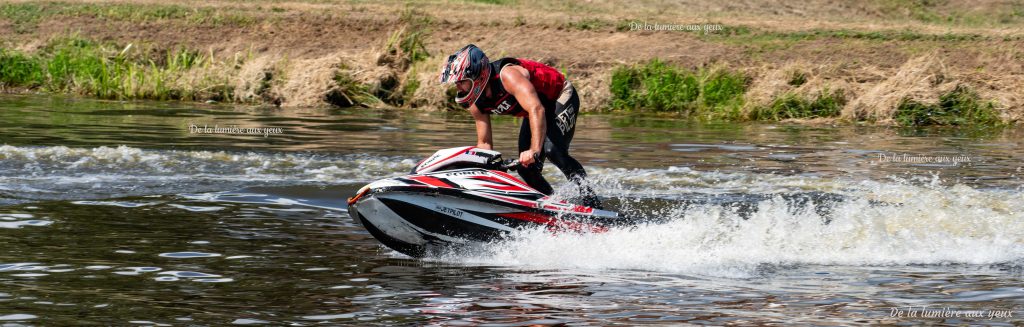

{"left": 350, "top": 191, "right": 521, "bottom": 257}
{"left": 349, "top": 186, "right": 618, "bottom": 257}
{"left": 348, "top": 147, "right": 622, "bottom": 258}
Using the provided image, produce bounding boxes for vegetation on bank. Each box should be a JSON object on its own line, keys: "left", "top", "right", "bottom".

{"left": 748, "top": 89, "right": 846, "bottom": 121}
{"left": 0, "top": 37, "right": 233, "bottom": 101}
{"left": 0, "top": 5, "right": 433, "bottom": 108}
{"left": 610, "top": 60, "right": 747, "bottom": 120}
{"left": 325, "top": 6, "right": 432, "bottom": 109}
{"left": 608, "top": 60, "right": 1006, "bottom": 127}
{"left": 1, "top": 39, "right": 1008, "bottom": 127}
{"left": 893, "top": 85, "right": 1003, "bottom": 127}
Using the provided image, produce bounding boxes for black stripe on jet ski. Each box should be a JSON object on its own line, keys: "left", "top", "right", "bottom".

{"left": 437, "top": 178, "right": 461, "bottom": 188}
{"left": 377, "top": 197, "right": 509, "bottom": 242}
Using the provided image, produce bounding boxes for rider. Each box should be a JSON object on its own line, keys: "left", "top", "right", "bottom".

{"left": 438, "top": 44, "right": 600, "bottom": 208}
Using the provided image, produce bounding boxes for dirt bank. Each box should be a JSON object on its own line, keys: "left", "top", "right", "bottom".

{"left": 1, "top": 0, "right": 1022, "bottom": 124}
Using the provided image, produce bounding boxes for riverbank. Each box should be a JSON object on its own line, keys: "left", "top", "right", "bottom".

{"left": 1, "top": 0, "right": 1022, "bottom": 126}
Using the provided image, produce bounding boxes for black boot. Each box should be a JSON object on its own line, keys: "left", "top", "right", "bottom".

{"left": 580, "top": 185, "right": 603, "bottom": 209}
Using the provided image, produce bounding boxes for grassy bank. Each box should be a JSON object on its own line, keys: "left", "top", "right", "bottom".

{"left": 609, "top": 60, "right": 747, "bottom": 120}
{"left": 0, "top": 38, "right": 233, "bottom": 101}
{"left": 608, "top": 60, "right": 1006, "bottom": 127}
{"left": 894, "top": 85, "right": 1003, "bottom": 127}
{"left": 608, "top": 61, "right": 846, "bottom": 122}
{"left": 0, "top": 26, "right": 429, "bottom": 106}
{"left": 1, "top": 37, "right": 1010, "bottom": 127}
{"left": 1, "top": 0, "right": 1021, "bottom": 126}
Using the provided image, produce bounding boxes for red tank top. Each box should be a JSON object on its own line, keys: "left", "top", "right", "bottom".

{"left": 475, "top": 58, "right": 566, "bottom": 117}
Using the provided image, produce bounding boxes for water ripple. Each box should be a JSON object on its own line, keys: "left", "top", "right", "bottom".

{"left": 159, "top": 252, "right": 222, "bottom": 258}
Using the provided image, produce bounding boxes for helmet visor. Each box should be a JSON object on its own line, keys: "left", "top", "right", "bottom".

{"left": 439, "top": 54, "right": 458, "bottom": 84}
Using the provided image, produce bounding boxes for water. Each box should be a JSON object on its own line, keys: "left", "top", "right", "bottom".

{"left": 1, "top": 94, "right": 1023, "bottom": 325}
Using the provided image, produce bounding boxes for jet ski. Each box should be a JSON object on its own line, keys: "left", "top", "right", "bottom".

{"left": 347, "top": 146, "right": 623, "bottom": 257}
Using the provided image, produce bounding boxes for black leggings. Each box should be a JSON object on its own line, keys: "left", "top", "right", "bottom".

{"left": 516, "top": 81, "right": 600, "bottom": 207}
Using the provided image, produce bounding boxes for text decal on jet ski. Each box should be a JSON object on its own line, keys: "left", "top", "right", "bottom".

{"left": 434, "top": 204, "right": 464, "bottom": 218}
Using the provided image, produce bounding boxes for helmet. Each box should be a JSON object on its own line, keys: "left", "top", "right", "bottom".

{"left": 439, "top": 44, "right": 491, "bottom": 107}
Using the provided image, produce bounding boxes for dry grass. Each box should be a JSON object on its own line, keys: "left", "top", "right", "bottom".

{"left": 843, "top": 53, "right": 953, "bottom": 123}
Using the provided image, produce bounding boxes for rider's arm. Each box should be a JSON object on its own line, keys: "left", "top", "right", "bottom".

{"left": 500, "top": 66, "right": 544, "bottom": 154}
{"left": 469, "top": 104, "right": 493, "bottom": 150}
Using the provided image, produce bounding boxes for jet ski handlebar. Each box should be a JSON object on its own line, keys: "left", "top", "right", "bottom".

{"left": 492, "top": 151, "right": 540, "bottom": 171}
{"left": 497, "top": 159, "right": 520, "bottom": 171}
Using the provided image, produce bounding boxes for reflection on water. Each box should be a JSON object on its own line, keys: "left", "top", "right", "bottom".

{"left": 0, "top": 94, "right": 1023, "bottom": 325}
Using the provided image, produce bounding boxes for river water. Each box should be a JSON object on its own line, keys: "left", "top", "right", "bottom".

{"left": 0, "top": 94, "right": 1022, "bottom": 325}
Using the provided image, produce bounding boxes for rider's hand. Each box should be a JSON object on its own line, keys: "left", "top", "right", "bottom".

{"left": 519, "top": 149, "right": 540, "bottom": 167}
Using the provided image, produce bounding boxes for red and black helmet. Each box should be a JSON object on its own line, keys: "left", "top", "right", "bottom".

{"left": 439, "top": 44, "right": 491, "bottom": 108}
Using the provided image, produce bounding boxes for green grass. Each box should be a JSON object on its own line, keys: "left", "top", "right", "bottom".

{"left": 0, "top": 2, "right": 255, "bottom": 33}
{"left": 0, "top": 49, "right": 45, "bottom": 87}
{"left": 610, "top": 60, "right": 698, "bottom": 112}
{"left": 565, "top": 18, "right": 609, "bottom": 31}
{"left": 0, "top": 3, "right": 48, "bottom": 33}
{"left": 466, "top": 0, "right": 512, "bottom": 4}
{"left": 701, "top": 26, "right": 999, "bottom": 44}
{"left": 609, "top": 60, "right": 747, "bottom": 119}
{"left": 874, "top": 0, "right": 1024, "bottom": 27}
{"left": 0, "top": 2, "right": 43, "bottom": 19}
{"left": 0, "top": 37, "right": 232, "bottom": 101}
{"left": 876, "top": 0, "right": 945, "bottom": 24}
{"left": 610, "top": 61, "right": 857, "bottom": 122}
{"left": 894, "top": 85, "right": 1003, "bottom": 126}
{"left": 384, "top": 26, "right": 429, "bottom": 64}
{"left": 326, "top": 70, "right": 380, "bottom": 108}
{"left": 400, "top": 77, "right": 420, "bottom": 104}
{"left": 788, "top": 70, "right": 807, "bottom": 87}
{"left": 514, "top": 15, "right": 526, "bottom": 27}
{"left": 383, "top": 6, "right": 430, "bottom": 66}
{"left": 701, "top": 70, "right": 746, "bottom": 107}
{"left": 749, "top": 89, "right": 846, "bottom": 121}
{"left": 363, "top": 5, "right": 433, "bottom": 108}
{"left": 398, "top": 5, "right": 432, "bottom": 26}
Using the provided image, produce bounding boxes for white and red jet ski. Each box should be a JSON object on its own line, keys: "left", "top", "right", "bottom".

{"left": 347, "top": 146, "right": 622, "bottom": 257}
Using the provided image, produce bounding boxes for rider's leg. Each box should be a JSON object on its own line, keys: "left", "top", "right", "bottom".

{"left": 516, "top": 119, "right": 554, "bottom": 195}
{"left": 543, "top": 81, "right": 602, "bottom": 208}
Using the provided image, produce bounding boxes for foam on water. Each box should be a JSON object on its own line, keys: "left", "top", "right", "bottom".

{"left": 0, "top": 213, "right": 52, "bottom": 229}
{"left": 0, "top": 145, "right": 415, "bottom": 200}
{"left": 439, "top": 169, "right": 1024, "bottom": 277}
